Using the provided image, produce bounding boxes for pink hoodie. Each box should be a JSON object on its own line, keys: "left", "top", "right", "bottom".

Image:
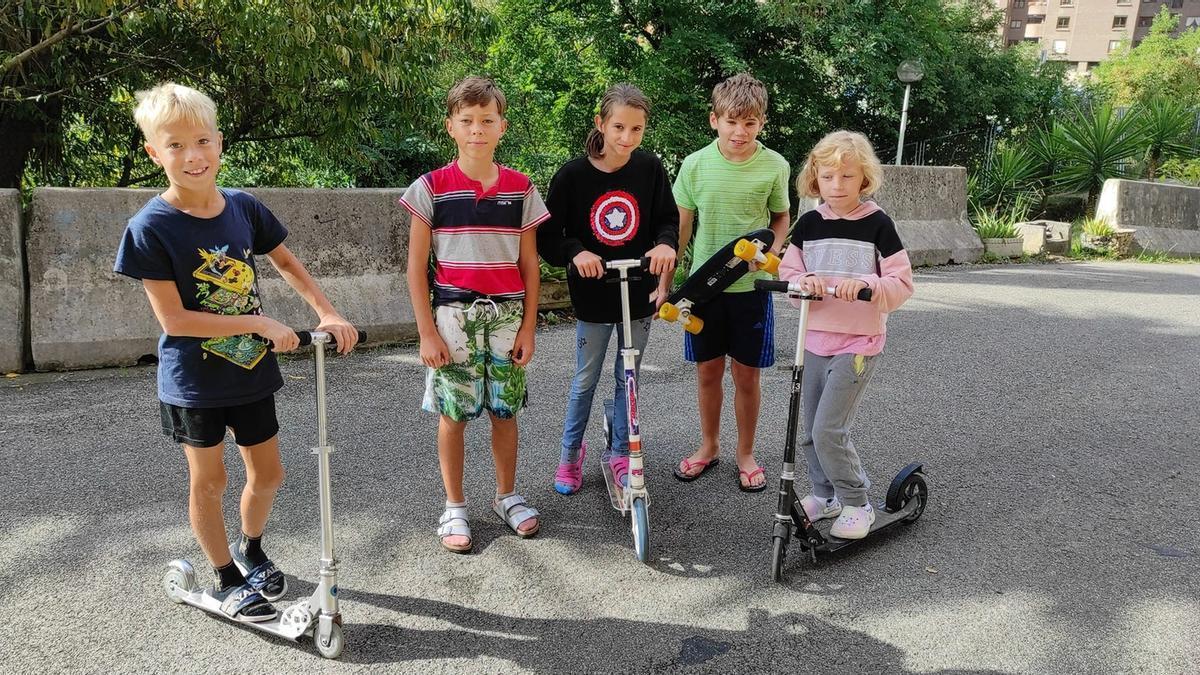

{"left": 777, "top": 202, "right": 914, "bottom": 356}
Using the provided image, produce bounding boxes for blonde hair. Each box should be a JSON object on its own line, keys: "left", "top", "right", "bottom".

{"left": 586, "top": 83, "right": 651, "bottom": 158}
{"left": 711, "top": 73, "right": 768, "bottom": 120}
{"left": 796, "top": 130, "right": 884, "bottom": 199}
{"left": 133, "top": 83, "right": 218, "bottom": 141}
{"left": 446, "top": 76, "right": 507, "bottom": 117}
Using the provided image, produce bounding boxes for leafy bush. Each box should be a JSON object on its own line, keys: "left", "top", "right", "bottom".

{"left": 1159, "top": 157, "right": 1200, "bottom": 186}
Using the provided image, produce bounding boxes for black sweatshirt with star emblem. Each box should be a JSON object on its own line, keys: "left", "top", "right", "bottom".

{"left": 537, "top": 150, "right": 679, "bottom": 323}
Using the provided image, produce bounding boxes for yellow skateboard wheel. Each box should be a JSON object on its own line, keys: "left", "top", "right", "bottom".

{"left": 683, "top": 315, "right": 704, "bottom": 334}
{"left": 733, "top": 239, "right": 756, "bottom": 261}
{"left": 762, "top": 252, "right": 781, "bottom": 275}
{"left": 658, "top": 302, "right": 680, "bottom": 322}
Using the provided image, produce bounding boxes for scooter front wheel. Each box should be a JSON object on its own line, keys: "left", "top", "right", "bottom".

{"left": 314, "top": 619, "right": 345, "bottom": 659}
{"left": 631, "top": 497, "right": 650, "bottom": 563}
{"left": 770, "top": 535, "right": 788, "bottom": 582}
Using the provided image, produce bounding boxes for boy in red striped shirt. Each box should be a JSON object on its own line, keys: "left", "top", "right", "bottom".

{"left": 401, "top": 77, "right": 549, "bottom": 553}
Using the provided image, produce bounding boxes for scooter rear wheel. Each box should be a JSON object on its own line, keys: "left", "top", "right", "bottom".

{"left": 162, "top": 560, "right": 196, "bottom": 604}
{"left": 770, "top": 536, "right": 787, "bottom": 582}
{"left": 897, "top": 472, "right": 928, "bottom": 523}
{"left": 632, "top": 497, "right": 650, "bottom": 563}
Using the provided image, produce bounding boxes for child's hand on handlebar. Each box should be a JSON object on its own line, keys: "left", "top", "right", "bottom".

{"left": 797, "top": 275, "right": 826, "bottom": 297}
{"left": 316, "top": 314, "right": 360, "bottom": 355}
{"left": 833, "top": 279, "right": 869, "bottom": 302}
{"left": 260, "top": 317, "right": 300, "bottom": 353}
{"left": 645, "top": 243, "right": 677, "bottom": 276}
{"left": 571, "top": 250, "right": 605, "bottom": 279}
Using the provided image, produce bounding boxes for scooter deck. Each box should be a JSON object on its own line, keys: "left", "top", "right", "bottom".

{"left": 173, "top": 586, "right": 320, "bottom": 640}
{"left": 795, "top": 498, "right": 920, "bottom": 552}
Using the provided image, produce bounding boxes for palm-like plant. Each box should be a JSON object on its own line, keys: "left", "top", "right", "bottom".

{"left": 1054, "top": 104, "right": 1148, "bottom": 214}
{"left": 970, "top": 144, "right": 1042, "bottom": 214}
{"left": 1135, "top": 97, "right": 1198, "bottom": 181}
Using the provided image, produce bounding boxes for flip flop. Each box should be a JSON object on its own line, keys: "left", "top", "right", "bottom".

{"left": 738, "top": 465, "right": 767, "bottom": 493}
{"left": 673, "top": 456, "right": 720, "bottom": 482}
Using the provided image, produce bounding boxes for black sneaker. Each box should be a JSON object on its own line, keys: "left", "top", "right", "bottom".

{"left": 207, "top": 582, "right": 277, "bottom": 623}
{"left": 230, "top": 544, "right": 288, "bottom": 602}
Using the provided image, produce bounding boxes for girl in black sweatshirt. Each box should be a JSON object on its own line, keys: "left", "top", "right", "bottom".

{"left": 537, "top": 83, "right": 679, "bottom": 495}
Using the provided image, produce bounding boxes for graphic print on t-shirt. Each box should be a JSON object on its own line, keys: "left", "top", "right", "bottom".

{"left": 192, "top": 244, "right": 268, "bottom": 370}
{"left": 590, "top": 190, "right": 640, "bottom": 246}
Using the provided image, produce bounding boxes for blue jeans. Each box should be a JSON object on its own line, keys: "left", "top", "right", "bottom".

{"left": 560, "top": 317, "right": 653, "bottom": 460}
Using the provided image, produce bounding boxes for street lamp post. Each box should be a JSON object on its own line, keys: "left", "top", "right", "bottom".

{"left": 895, "top": 59, "right": 924, "bottom": 166}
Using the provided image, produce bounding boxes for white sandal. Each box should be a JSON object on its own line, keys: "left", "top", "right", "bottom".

{"left": 437, "top": 506, "right": 472, "bottom": 553}
{"left": 493, "top": 494, "right": 540, "bottom": 538}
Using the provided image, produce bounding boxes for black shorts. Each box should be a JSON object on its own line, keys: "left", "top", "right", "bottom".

{"left": 683, "top": 289, "right": 775, "bottom": 367}
{"left": 160, "top": 395, "right": 279, "bottom": 448}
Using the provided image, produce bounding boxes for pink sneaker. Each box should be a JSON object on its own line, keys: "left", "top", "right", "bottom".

{"left": 608, "top": 454, "right": 630, "bottom": 488}
{"left": 554, "top": 442, "right": 587, "bottom": 495}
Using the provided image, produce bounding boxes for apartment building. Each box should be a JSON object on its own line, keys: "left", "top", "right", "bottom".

{"left": 997, "top": 0, "right": 1200, "bottom": 75}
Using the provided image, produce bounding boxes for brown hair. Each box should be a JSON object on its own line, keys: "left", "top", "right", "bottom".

{"left": 711, "top": 73, "right": 768, "bottom": 120}
{"left": 446, "top": 76, "right": 507, "bottom": 117}
{"left": 796, "top": 130, "right": 884, "bottom": 198}
{"left": 586, "top": 83, "right": 651, "bottom": 158}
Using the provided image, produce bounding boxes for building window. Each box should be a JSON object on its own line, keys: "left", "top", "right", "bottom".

{"left": 1007, "top": 38, "right": 1021, "bottom": 47}
{"left": 1024, "top": 37, "right": 1040, "bottom": 43}
{"left": 1028, "top": 15, "right": 1044, "bottom": 23}
{"left": 1060, "top": 0, "right": 1073, "bottom": 6}
{"left": 1011, "top": 19, "right": 1023, "bottom": 28}
{"left": 1170, "top": 0, "right": 1182, "bottom": 9}
{"left": 1112, "top": 16, "right": 1127, "bottom": 29}
{"left": 1108, "top": 39, "right": 1122, "bottom": 52}
{"left": 1014, "top": 0, "right": 1027, "bottom": 6}
{"left": 1117, "top": 0, "right": 1131, "bottom": 5}
{"left": 1057, "top": 16, "right": 1071, "bottom": 29}
{"left": 1053, "top": 39, "right": 1068, "bottom": 54}
{"left": 1188, "top": 17, "right": 1200, "bottom": 28}
{"left": 1137, "top": 15, "right": 1153, "bottom": 27}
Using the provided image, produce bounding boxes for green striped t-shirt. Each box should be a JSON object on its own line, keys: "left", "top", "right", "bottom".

{"left": 673, "top": 140, "right": 790, "bottom": 293}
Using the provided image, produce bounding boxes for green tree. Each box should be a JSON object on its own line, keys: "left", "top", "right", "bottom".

{"left": 1093, "top": 9, "right": 1200, "bottom": 107}
{"left": 472, "top": 0, "right": 1070, "bottom": 188}
{"left": 1, "top": 0, "right": 487, "bottom": 189}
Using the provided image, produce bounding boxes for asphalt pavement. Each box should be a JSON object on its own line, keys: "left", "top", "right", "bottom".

{"left": 1, "top": 260, "right": 1197, "bottom": 674}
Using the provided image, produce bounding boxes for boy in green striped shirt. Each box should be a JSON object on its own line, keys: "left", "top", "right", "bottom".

{"left": 664, "top": 73, "right": 790, "bottom": 492}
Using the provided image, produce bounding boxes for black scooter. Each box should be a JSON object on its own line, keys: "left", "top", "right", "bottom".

{"left": 755, "top": 279, "right": 928, "bottom": 582}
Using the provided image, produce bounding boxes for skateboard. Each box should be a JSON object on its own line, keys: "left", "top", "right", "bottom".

{"left": 658, "top": 228, "right": 780, "bottom": 334}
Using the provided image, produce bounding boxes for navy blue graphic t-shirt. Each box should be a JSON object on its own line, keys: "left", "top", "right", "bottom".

{"left": 114, "top": 189, "right": 288, "bottom": 408}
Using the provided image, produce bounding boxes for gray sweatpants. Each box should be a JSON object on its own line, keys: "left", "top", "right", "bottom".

{"left": 799, "top": 351, "right": 880, "bottom": 508}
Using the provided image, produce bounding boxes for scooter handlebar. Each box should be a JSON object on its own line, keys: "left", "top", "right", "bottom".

{"left": 754, "top": 279, "right": 872, "bottom": 301}
{"left": 295, "top": 329, "right": 367, "bottom": 347}
{"left": 567, "top": 256, "right": 652, "bottom": 278}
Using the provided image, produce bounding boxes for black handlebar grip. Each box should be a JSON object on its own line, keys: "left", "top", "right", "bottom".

{"left": 856, "top": 288, "right": 873, "bottom": 301}
{"left": 755, "top": 279, "right": 791, "bottom": 293}
{"left": 640, "top": 256, "right": 653, "bottom": 271}
{"left": 295, "top": 330, "right": 367, "bottom": 348}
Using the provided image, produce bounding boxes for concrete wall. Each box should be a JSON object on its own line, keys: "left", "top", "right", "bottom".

{"left": 27, "top": 188, "right": 413, "bottom": 370}
{"left": 799, "top": 166, "right": 982, "bottom": 266}
{"left": 1096, "top": 179, "right": 1200, "bottom": 257}
{"left": 1, "top": 190, "right": 22, "bottom": 372}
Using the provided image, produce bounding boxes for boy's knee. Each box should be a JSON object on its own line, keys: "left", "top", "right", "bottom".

{"left": 190, "top": 469, "right": 227, "bottom": 500}
{"left": 730, "top": 363, "right": 761, "bottom": 391}
{"left": 697, "top": 359, "right": 724, "bottom": 386}
{"left": 251, "top": 464, "right": 284, "bottom": 493}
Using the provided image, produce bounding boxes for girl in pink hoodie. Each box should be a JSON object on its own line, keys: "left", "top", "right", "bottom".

{"left": 777, "top": 130, "right": 914, "bottom": 539}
